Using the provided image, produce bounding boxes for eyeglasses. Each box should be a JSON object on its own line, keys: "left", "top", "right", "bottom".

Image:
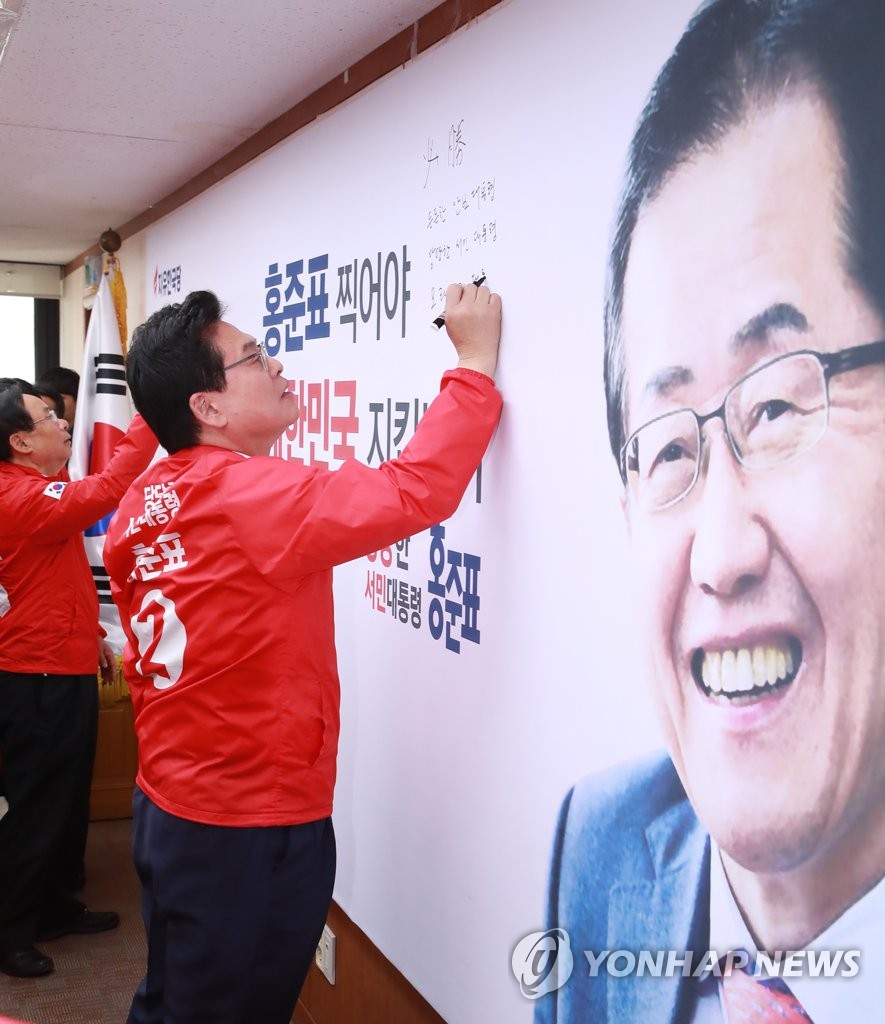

{"left": 223, "top": 341, "right": 270, "bottom": 374}
{"left": 31, "top": 408, "right": 59, "bottom": 427}
{"left": 621, "top": 340, "right": 885, "bottom": 512}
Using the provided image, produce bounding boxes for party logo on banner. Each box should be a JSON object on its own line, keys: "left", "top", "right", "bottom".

{"left": 153, "top": 263, "right": 182, "bottom": 296}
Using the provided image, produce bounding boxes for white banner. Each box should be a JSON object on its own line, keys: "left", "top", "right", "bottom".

{"left": 140, "top": 1, "right": 699, "bottom": 1020}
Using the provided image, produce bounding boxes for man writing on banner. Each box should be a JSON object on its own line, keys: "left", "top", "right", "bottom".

{"left": 104, "top": 280, "right": 502, "bottom": 1024}
{"left": 538, "top": 0, "right": 885, "bottom": 1021}
{"left": 0, "top": 380, "right": 157, "bottom": 979}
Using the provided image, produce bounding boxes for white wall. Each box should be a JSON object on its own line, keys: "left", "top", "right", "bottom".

{"left": 60, "top": 265, "right": 86, "bottom": 368}
{"left": 0, "top": 295, "right": 36, "bottom": 379}
{"left": 0, "top": 261, "right": 61, "bottom": 299}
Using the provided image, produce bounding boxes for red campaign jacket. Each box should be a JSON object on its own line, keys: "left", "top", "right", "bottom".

{"left": 104, "top": 368, "right": 502, "bottom": 827}
{"left": 0, "top": 415, "right": 157, "bottom": 675}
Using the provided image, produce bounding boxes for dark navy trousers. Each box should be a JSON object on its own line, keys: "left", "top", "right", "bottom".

{"left": 128, "top": 788, "right": 336, "bottom": 1024}
{"left": 0, "top": 672, "right": 97, "bottom": 950}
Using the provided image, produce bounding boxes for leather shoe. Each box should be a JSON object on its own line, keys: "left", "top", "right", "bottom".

{"left": 37, "top": 908, "right": 120, "bottom": 941}
{"left": 0, "top": 944, "right": 54, "bottom": 977}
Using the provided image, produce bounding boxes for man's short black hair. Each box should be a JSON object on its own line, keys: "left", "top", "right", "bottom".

{"left": 126, "top": 291, "right": 227, "bottom": 453}
{"left": 34, "top": 384, "right": 65, "bottom": 419}
{"left": 604, "top": 0, "right": 885, "bottom": 467}
{"left": 35, "top": 366, "right": 80, "bottom": 400}
{"left": 0, "top": 378, "right": 41, "bottom": 461}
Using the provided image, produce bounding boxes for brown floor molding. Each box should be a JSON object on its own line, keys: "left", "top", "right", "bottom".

{"left": 294, "top": 900, "right": 447, "bottom": 1024}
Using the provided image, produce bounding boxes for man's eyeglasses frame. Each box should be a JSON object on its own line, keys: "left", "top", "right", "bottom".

{"left": 619, "top": 339, "right": 885, "bottom": 511}
{"left": 31, "top": 408, "right": 60, "bottom": 428}
{"left": 223, "top": 342, "right": 270, "bottom": 374}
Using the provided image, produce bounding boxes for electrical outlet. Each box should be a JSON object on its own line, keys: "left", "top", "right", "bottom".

{"left": 315, "top": 924, "right": 336, "bottom": 985}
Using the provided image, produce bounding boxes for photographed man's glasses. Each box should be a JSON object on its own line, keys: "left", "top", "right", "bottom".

{"left": 621, "top": 340, "right": 885, "bottom": 512}
{"left": 223, "top": 341, "right": 270, "bottom": 374}
{"left": 32, "top": 408, "right": 59, "bottom": 428}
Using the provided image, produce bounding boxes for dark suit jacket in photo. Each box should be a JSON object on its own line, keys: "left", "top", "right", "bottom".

{"left": 535, "top": 754, "right": 712, "bottom": 1024}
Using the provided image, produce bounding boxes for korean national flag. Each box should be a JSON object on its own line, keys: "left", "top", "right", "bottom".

{"left": 69, "top": 273, "right": 132, "bottom": 652}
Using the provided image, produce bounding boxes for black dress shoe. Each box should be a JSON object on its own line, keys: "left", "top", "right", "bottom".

{"left": 0, "top": 944, "right": 54, "bottom": 977}
{"left": 37, "top": 908, "right": 120, "bottom": 941}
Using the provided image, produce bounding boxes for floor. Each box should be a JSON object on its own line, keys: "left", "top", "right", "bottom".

{"left": 0, "top": 818, "right": 145, "bottom": 1024}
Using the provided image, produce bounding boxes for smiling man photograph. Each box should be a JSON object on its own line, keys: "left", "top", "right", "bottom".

{"left": 537, "top": 0, "right": 885, "bottom": 1021}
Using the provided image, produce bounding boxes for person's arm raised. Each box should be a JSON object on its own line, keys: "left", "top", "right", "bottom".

{"left": 443, "top": 281, "right": 502, "bottom": 380}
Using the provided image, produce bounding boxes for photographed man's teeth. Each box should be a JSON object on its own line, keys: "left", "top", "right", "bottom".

{"left": 702, "top": 651, "right": 722, "bottom": 692}
{"left": 752, "top": 646, "right": 766, "bottom": 682}
{"left": 735, "top": 649, "right": 753, "bottom": 691}
{"left": 699, "top": 641, "right": 797, "bottom": 696}
{"left": 765, "top": 647, "right": 778, "bottom": 683}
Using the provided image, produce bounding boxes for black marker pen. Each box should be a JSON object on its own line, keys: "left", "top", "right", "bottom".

{"left": 431, "top": 273, "right": 487, "bottom": 330}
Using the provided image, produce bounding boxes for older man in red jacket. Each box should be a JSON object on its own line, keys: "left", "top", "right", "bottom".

{"left": 0, "top": 379, "right": 157, "bottom": 978}
{"left": 104, "top": 282, "right": 502, "bottom": 1024}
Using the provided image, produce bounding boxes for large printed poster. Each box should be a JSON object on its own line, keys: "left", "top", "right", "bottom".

{"left": 144, "top": 0, "right": 883, "bottom": 1020}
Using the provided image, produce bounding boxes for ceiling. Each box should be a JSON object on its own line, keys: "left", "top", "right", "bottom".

{"left": 0, "top": 0, "right": 444, "bottom": 267}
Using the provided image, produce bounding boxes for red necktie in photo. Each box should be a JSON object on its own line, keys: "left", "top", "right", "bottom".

{"left": 720, "top": 958, "right": 813, "bottom": 1022}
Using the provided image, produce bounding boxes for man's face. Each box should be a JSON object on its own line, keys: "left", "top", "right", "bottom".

{"left": 620, "top": 90, "right": 885, "bottom": 875}
{"left": 18, "top": 393, "right": 71, "bottom": 473}
{"left": 60, "top": 392, "right": 76, "bottom": 428}
{"left": 205, "top": 320, "right": 297, "bottom": 455}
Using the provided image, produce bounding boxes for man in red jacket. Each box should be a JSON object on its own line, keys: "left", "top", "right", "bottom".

{"left": 104, "top": 282, "right": 502, "bottom": 1024}
{"left": 0, "top": 379, "right": 157, "bottom": 978}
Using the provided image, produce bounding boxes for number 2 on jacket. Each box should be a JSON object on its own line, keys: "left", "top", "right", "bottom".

{"left": 131, "top": 588, "right": 186, "bottom": 688}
